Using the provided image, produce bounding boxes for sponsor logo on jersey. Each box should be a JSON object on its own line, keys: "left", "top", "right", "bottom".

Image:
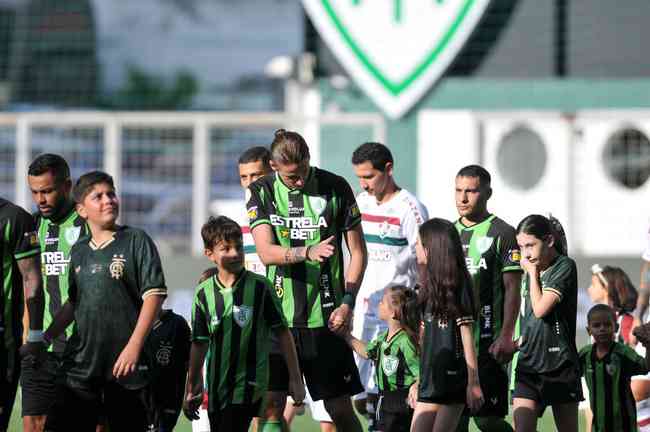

{"left": 465, "top": 257, "right": 487, "bottom": 275}
{"left": 65, "top": 226, "right": 81, "bottom": 245}
{"left": 270, "top": 214, "right": 328, "bottom": 240}
{"left": 44, "top": 234, "right": 59, "bottom": 245}
{"left": 382, "top": 355, "right": 399, "bottom": 376}
{"left": 90, "top": 264, "right": 102, "bottom": 274}
{"left": 369, "top": 248, "right": 391, "bottom": 262}
{"left": 247, "top": 206, "right": 258, "bottom": 220}
{"left": 509, "top": 249, "right": 521, "bottom": 263}
{"left": 308, "top": 196, "right": 327, "bottom": 215}
{"left": 42, "top": 251, "right": 70, "bottom": 276}
{"left": 156, "top": 341, "right": 173, "bottom": 366}
{"left": 288, "top": 200, "right": 304, "bottom": 217}
{"left": 233, "top": 305, "right": 253, "bottom": 328}
{"left": 109, "top": 254, "right": 126, "bottom": 279}
{"left": 476, "top": 236, "right": 493, "bottom": 254}
{"left": 274, "top": 275, "right": 284, "bottom": 298}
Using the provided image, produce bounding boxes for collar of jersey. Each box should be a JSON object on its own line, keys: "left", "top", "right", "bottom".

{"left": 275, "top": 167, "right": 315, "bottom": 193}
{"left": 213, "top": 269, "right": 246, "bottom": 291}
{"left": 457, "top": 213, "right": 495, "bottom": 230}
{"left": 382, "top": 328, "right": 404, "bottom": 346}
{"left": 88, "top": 226, "right": 124, "bottom": 250}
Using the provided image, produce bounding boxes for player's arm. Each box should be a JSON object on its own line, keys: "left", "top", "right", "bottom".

{"left": 44, "top": 300, "right": 74, "bottom": 343}
{"left": 460, "top": 321, "right": 484, "bottom": 413}
{"left": 113, "top": 293, "right": 164, "bottom": 378}
{"left": 184, "top": 341, "right": 208, "bottom": 421}
{"left": 489, "top": 271, "right": 522, "bottom": 363}
{"left": 251, "top": 223, "right": 335, "bottom": 265}
{"left": 521, "top": 258, "right": 560, "bottom": 318}
{"left": 17, "top": 254, "right": 44, "bottom": 333}
{"left": 342, "top": 332, "right": 368, "bottom": 359}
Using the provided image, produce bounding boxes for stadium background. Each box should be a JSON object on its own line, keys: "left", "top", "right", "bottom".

{"left": 1, "top": 0, "right": 649, "bottom": 430}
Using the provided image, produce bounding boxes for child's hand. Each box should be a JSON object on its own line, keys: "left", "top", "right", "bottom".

{"left": 113, "top": 341, "right": 141, "bottom": 378}
{"left": 466, "top": 382, "right": 484, "bottom": 414}
{"left": 520, "top": 257, "right": 538, "bottom": 276}
{"left": 408, "top": 382, "right": 419, "bottom": 409}
{"left": 288, "top": 377, "right": 306, "bottom": 406}
{"left": 633, "top": 321, "right": 650, "bottom": 347}
{"left": 183, "top": 391, "right": 203, "bottom": 421}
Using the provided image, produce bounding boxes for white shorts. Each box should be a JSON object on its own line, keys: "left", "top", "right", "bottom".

{"left": 351, "top": 311, "right": 386, "bottom": 398}
{"left": 303, "top": 386, "right": 332, "bottom": 423}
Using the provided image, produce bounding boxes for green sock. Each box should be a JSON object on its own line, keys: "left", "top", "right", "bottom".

{"left": 259, "top": 420, "right": 283, "bottom": 432}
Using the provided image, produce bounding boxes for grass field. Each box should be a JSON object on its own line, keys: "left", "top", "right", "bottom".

{"left": 7, "top": 389, "right": 586, "bottom": 432}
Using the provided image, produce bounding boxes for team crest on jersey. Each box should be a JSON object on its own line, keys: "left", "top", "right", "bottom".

{"left": 109, "top": 254, "right": 126, "bottom": 279}
{"left": 476, "top": 236, "right": 493, "bottom": 254}
{"left": 382, "top": 355, "right": 399, "bottom": 376}
{"left": 233, "top": 305, "right": 253, "bottom": 328}
{"left": 308, "top": 196, "right": 327, "bottom": 215}
{"left": 156, "top": 341, "right": 173, "bottom": 366}
{"left": 606, "top": 364, "right": 617, "bottom": 376}
{"left": 378, "top": 221, "right": 391, "bottom": 239}
{"left": 65, "top": 226, "right": 81, "bottom": 245}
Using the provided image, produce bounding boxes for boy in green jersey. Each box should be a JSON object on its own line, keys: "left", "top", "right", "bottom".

{"left": 43, "top": 171, "right": 167, "bottom": 431}
{"left": 184, "top": 216, "right": 304, "bottom": 432}
{"left": 580, "top": 304, "right": 650, "bottom": 432}
{"left": 343, "top": 285, "right": 420, "bottom": 432}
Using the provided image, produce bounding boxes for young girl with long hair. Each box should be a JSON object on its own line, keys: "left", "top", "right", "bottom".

{"left": 410, "top": 218, "right": 483, "bottom": 432}
{"left": 512, "top": 214, "right": 581, "bottom": 432}
{"left": 343, "top": 285, "right": 420, "bottom": 431}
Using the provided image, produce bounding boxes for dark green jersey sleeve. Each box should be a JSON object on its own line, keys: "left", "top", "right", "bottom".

{"left": 456, "top": 280, "right": 476, "bottom": 326}
{"left": 263, "top": 282, "right": 286, "bottom": 329}
{"left": 497, "top": 226, "right": 521, "bottom": 272}
{"left": 246, "top": 183, "right": 271, "bottom": 229}
{"left": 134, "top": 230, "right": 167, "bottom": 298}
{"left": 619, "top": 344, "right": 648, "bottom": 377}
{"left": 334, "top": 177, "right": 361, "bottom": 231}
{"left": 191, "top": 288, "right": 210, "bottom": 342}
{"left": 10, "top": 207, "right": 39, "bottom": 260}
{"left": 542, "top": 257, "right": 575, "bottom": 302}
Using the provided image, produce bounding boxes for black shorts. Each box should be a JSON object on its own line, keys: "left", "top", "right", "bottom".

{"left": 268, "top": 327, "right": 363, "bottom": 402}
{"left": 512, "top": 363, "right": 583, "bottom": 413}
{"left": 465, "top": 355, "right": 508, "bottom": 418}
{"left": 377, "top": 389, "right": 413, "bottom": 432}
{"left": 208, "top": 399, "right": 262, "bottom": 432}
{"left": 0, "top": 349, "right": 20, "bottom": 430}
{"left": 20, "top": 352, "right": 62, "bottom": 417}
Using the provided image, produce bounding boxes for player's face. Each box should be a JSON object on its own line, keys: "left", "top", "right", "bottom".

{"left": 415, "top": 235, "right": 427, "bottom": 265}
{"left": 239, "top": 160, "right": 269, "bottom": 189}
{"left": 77, "top": 183, "right": 119, "bottom": 228}
{"left": 272, "top": 160, "right": 310, "bottom": 190}
{"left": 353, "top": 161, "right": 392, "bottom": 199}
{"left": 455, "top": 176, "right": 488, "bottom": 218}
{"left": 587, "top": 274, "right": 608, "bottom": 304}
{"left": 28, "top": 171, "right": 71, "bottom": 218}
{"left": 516, "top": 232, "right": 553, "bottom": 268}
{"left": 205, "top": 239, "right": 244, "bottom": 274}
{"left": 587, "top": 311, "right": 616, "bottom": 344}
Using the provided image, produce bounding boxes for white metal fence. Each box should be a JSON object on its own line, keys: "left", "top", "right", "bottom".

{"left": 0, "top": 111, "right": 386, "bottom": 256}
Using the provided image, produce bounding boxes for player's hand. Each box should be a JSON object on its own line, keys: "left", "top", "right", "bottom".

{"left": 408, "top": 382, "right": 418, "bottom": 409}
{"left": 633, "top": 321, "right": 650, "bottom": 347}
{"left": 288, "top": 377, "right": 306, "bottom": 406}
{"left": 328, "top": 304, "right": 352, "bottom": 334}
{"left": 466, "top": 381, "right": 484, "bottom": 414}
{"left": 630, "top": 317, "right": 642, "bottom": 346}
{"left": 183, "top": 391, "right": 203, "bottom": 421}
{"left": 112, "top": 342, "right": 141, "bottom": 378}
{"left": 488, "top": 334, "right": 518, "bottom": 364}
{"left": 19, "top": 341, "right": 46, "bottom": 368}
{"left": 308, "top": 236, "right": 335, "bottom": 262}
{"left": 520, "top": 258, "right": 539, "bottom": 277}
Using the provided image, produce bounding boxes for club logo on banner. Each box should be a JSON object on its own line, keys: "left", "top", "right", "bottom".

{"left": 302, "top": 0, "right": 491, "bottom": 118}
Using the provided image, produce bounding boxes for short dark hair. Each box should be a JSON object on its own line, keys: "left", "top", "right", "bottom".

{"left": 587, "top": 303, "right": 616, "bottom": 324}
{"left": 456, "top": 165, "right": 491, "bottom": 188}
{"left": 28, "top": 153, "right": 71, "bottom": 185}
{"left": 238, "top": 146, "right": 271, "bottom": 168}
{"left": 73, "top": 171, "right": 115, "bottom": 204}
{"left": 201, "top": 216, "right": 242, "bottom": 250}
{"left": 351, "top": 142, "right": 393, "bottom": 172}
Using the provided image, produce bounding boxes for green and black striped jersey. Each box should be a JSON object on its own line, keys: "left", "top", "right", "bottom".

{"left": 192, "top": 269, "right": 286, "bottom": 411}
{"left": 366, "top": 329, "right": 419, "bottom": 393}
{"left": 35, "top": 202, "right": 88, "bottom": 353}
{"left": 580, "top": 342, "right": 647, "bottom": 432}
{"left": 518, "top": 254, "right": 578, "bottom": 373}
{"left": 246, "top": 167, "right": 361, "bottom": 328}
{"left": 0, "top": 198, "right": 39, "bottom": 363}
{"left": 455, "top": 215, "right": 521, "bottom": 356}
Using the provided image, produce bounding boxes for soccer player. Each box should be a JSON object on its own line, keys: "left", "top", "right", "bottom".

{"left": 512, "top": 214, "right": 582, "bottom": 432}
{"left": 43, "top": 171, "right": 167, "bottom": 431}
{"left": 247, "top": 129, "right": 367, "bottom": 432}
{"left": 580, "top": 304, "right": 650, "bottom": 432}
{"left": 632, "top": 222, "right": 650, "bottom": 344}
{"left": 0, "top": 198, "right": 43, "bottom": 432}
{"left": 144, "top": 307, "right": 191, "bottom": 431}
{"left": 22, "top": 153, "right": 88, "bottom": 432}
{"left": 453, "top": 165, "right": 521, "bottom": 432}
{"left": 183, "top": 216, "right": 304, "bottom": 432}
{"left": 350, "top": 142, "right": 427, "bottom": 430}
